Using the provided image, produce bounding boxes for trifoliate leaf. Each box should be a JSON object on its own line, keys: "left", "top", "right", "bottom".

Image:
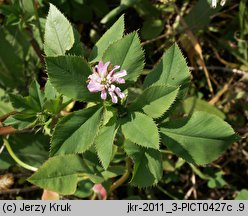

{"left": 160, "top": 111, "right": 239, "bottom": 165}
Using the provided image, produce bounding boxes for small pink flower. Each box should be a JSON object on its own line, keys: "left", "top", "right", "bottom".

{"left": 87, "top": 61, "right": 127, "bottom": 103}
{"left": 92, "top": 184, "right": 107, "bottom": 200}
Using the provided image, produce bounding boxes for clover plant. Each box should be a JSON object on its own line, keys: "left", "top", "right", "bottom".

{"left": 2, "top": 4, "right": 238, "bottom": 195}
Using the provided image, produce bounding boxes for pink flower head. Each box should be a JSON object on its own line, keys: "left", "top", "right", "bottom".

{"left": 87, "top": 61, "right": 127, "bottom": 103}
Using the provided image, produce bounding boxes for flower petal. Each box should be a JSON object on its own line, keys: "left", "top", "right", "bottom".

{"left": 113, "top": 70, "right": 127, "bottom": 78}
{"left": 108, "top": 91, "right": 118, "bottom": 103}
{"left": 87, "top": 81, "right": 104, "bottom": 92}
{"left": 101, "top": 89, "right": 107, "bottom": 100}
{"left": 115, "top": 78, "right": 125, "bottom": 84}
{"left": 115, "top": 87, "right": 125, "bottom": 99}
{"left": 98, "top": 61, "right": 110, "bottom": 78}
{"left": 96, "top": 61, "right": 104, "bottom": 71}
{"left": 107, "top": 65, "right": 121, "bottom": 79}
{"left": 89, "top": 72, "right": 101, "bottom": 82}
{"left": 109, "top": 84, "right": 116, "bottom": 92}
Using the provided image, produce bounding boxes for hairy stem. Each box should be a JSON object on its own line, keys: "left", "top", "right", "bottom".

{"left": 3, "top": 138, "right": 38, "bottom": 172}
{"left": 109, "top": 158, "right": 132, "bottom": 193}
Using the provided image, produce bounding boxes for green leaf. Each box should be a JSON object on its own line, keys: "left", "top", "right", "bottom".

{"left": 183, "top": 97, "right": 225, "bottom": 119}
{"left": 141, "top": 19, "right": 164, "bottom": 40}
{"left": 44, "top": 3, "right": 74, "bottom": 56}
{"left": 124, "top": 141, "right": 162, "bottom": 187}
{"left": 95, "top": 117, "right": 117, "bottom": 170}
{"left": 90, "top": 15, "right": 125, "bottom": 62}
{"left": 160, "top": 111, "right": 239, "bottom": 165}
{"left": 29, "top": 81, "right": 44, "bottom": 110}
{"left": 0, "top": 88, "right": 13, "bottom": 116}
{"left": 43, "top": 97, "right": 62, "bottom": 114}
{"left": 8, "top": 81, "right": 44, "bottom": 113}
{"left": 74, "top": 179, "right": 94, "bottom": 198}
{"left": 129, "top": 85, "right": 179, "bottom": 118}
{"left": 121, "top": 112, "right": 160, "bottom": 149}
{"left": 28, "top": 155, "right": 87, "bottom": 195}
{"left": 103, "top": 32, "right": 145, "bottom": 82}
{"left": 9, "top": 94, "right": 40, "bottom": 113}
{"left": 0, "top": 27, "right": 24, "bottom": 88}
{"left": 50, "top": 106, "right": 103, "bottom": 156}
{"left": 102, "top": 106, "right": 117, "bottom": 125}
{"left": 207, "top": 171, "right": 227, "bottom": 189}
{"left": 20, "top": 0, "right": 35, "bottom": 17}
{"left": 184, "top": 0, "right": 220, "bottom": 31}
{"left": 101, "top": 166, "right": 125, "bottom": 179}
{"left": 46, "top": 55, "right": 96, "bottom": 101}
{"left": 44, "top": 80, "right": 59, "bottom": 101}
{"left": 80, "top": 150, "right": 106, "bottom": 183}
{"left": 235, "top": 189, "right": 248, "bottom": 200}
{"left": 144, "top": 43, "right": 190, "bottom": 99}
{"left": 4, "top": 114, "right": 37, "bottom": 130}
{"left": 100, "top": 6, "right": 127, "bottom": 24}
{"left": 67, "top": 27, "right": 89, "bottom": 57}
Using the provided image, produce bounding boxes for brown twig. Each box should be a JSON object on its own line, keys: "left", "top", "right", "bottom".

{"left": 174, "top": 4, "right": 214, "bottom": 95}
{"left": 210, "top": 44, "right": 239, "bottom": 68}
{"left": 141, "top": 34, "right": 168, "bottom": 46}
{"left": 0, "top": 126, "right": 33, "bottom": 136}
{"left": 189, "top": 66, "right": 247, "bottom": 76}
{"left": 0, "top": 186, "right": 40, "bottom": 195}
{"left": 0, "top": 126, "right": 17, "bottom": 136}
{"left": 25, "top": 27, "right": 45, "bottom": 66}
{"left": 235, "top": 127, "right": 248, "bottom": 134}
{"left": 208, "top": 77, "right": 234, "bottom": 105}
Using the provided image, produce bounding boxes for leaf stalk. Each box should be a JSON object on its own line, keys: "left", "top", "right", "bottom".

{"left": 3, "top": 138, "right": 38, "bottom": 172}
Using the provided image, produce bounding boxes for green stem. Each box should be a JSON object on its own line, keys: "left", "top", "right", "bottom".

{"left": 156, "top": 185, "right": 178, "bottom": 200}
{"left": 3, "top": 139, "right": 38, "bottom": 172}
{"left": 109, "top": 158, "right": 132, "bottom": 192}
{"left": 90, "top": 192, "right": 97, "bottom": 200}
{"left": 160, "top": 149, "right": 173, "bottom": 154}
